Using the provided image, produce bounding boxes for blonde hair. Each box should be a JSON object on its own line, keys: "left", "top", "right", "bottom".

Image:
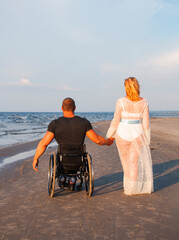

{"left": 124, "top": 77, "right": 140, "bottom": 101}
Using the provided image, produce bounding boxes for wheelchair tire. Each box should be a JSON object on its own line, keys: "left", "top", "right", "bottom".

{"left": 48, "top": 152, "right": 56, "bottom": 197}
{"left": 85, "top": 153, "right": 94, "bottom": 197}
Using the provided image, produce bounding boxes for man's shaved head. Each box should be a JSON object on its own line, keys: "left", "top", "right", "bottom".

{"left": 62, "top": 98, "right": 76, "bottom": 112}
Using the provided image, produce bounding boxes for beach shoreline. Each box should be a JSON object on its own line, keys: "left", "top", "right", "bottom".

{"left": 0, "top": 118, "right": 179, "bottom": 168}
{"left": 0, "top": 120, "right": 111, "bottom": 168}
{"left": 0, "top": 118, "right": 179, "bottom": 239}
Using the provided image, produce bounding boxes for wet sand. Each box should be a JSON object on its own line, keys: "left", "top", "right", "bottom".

{"left": 0, "top": 118, "right": 179, "bottom": 239}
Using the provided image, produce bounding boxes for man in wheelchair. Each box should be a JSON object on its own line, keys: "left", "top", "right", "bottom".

{"left": 32, "top": 98, "right": 113, "bottom": 193}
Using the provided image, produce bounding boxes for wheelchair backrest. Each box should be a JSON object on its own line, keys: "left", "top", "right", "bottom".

{"left": 58, "top": 144, "right": 86, "bottom": 156}
{"left": 57, "top": 144, "right": 86, "bottom": 173}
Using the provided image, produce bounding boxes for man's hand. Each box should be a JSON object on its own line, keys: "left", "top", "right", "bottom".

{"left": 86, "top": 129, "right": 114, "bottom": 146}
{"left": 32, "top": 159, "right": 39, "bottom": 172}
{"left": 106, "top": 137, "right": 114, "bottom": 146}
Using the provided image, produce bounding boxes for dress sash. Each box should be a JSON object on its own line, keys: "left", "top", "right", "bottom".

{"left": 120, "top": 119, "right": 140, "bottom": 124}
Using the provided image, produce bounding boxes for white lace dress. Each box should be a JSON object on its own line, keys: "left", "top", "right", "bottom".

{"left": 107, "top": 97, "right": 154, "bottom": 195}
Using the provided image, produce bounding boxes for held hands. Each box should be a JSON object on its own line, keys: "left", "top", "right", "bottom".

{"left": 32, "top": 159, "right": 39, "bottom": 172}
{"left": 106, "top": 137, "right": 114, "bottom": 146}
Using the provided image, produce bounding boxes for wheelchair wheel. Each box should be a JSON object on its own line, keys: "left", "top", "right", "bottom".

{"left": 48, "top": 152, "right": 56, "bottom": 197}
{"left": 85, "top": 153, "right": 94, "bottom": 197}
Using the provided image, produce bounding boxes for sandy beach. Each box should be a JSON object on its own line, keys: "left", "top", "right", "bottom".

{"left": 0, "top": 118, "right": 179, "bottom": 240}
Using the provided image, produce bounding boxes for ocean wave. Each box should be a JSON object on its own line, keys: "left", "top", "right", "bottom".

{"left": 8, "top": 115, "right": 28, "bottom": 122}
{"left": 4, "top": 129, "right": 45, "bottom": 136}
{"left": 7, "top": 131, "right": 45, "bottom": 135}
{"left": 0, "top": 111, "right": 178, "bottom": 148}
{"left": 0, "top": 132, "right": 6, "bottom": 137}
{"left": 150, "top": 111, "right": 179, "bottom": 117}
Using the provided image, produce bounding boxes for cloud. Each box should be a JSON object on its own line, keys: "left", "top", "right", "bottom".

{"left": 136, "top": 49, "right": 179, "bottom": 81}
{"left": 58, "top": 85, "right": 82, "bottom": 91}
{"left": 60, "top": 85, "right": 73, "bottom": 90}
{"left": 17, "top": 78, "right": 32, "bottom": 86}
{"left": 100, "top": 48, "right": 179, "bottom": 80}
{"left": 0, "top": 78, "right": 33, "bottom": 86}
{"left": 150, "top": 0, "right": 164, "bottom": 14}
{"left": 0, "top": 79, "right": 83, "bottom": 92}
{"left": 146, "top": 49, "right": 179, "bottom": 68}
{"left": 100, "top": 64, "right": 123, "bottom": 75}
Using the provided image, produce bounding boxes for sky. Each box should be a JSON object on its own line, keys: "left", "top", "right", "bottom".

{"left": 0, "top": 0, "right": 179, "bottom": 112}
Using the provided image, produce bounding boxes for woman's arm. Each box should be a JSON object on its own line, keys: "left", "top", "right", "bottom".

{"left": 142, "top": 101, "right": 151, "bottom": 145}
{"left": 106, "top": 99, "right": 121, "bottom": 138}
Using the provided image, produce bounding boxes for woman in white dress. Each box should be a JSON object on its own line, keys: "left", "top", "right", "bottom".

{"left": 107, "top": 77, "right": 153, "bottom": 195}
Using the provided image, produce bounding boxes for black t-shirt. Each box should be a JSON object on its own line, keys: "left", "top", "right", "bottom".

{"left": 47, "top": 116, "right": 93, "bottom": 145}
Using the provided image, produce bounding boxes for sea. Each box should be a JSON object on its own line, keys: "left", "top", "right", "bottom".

{"left": 0, "top": 111, "right": 178, "bottom": 148}
{"left": 0, "top": 111, "right": 178, "bottom": 168}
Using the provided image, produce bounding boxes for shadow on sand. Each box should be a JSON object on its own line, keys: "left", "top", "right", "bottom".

{"left": 93, "top": 159, "right": 179, "bottom": 195}
{"left": 153, "top": 158, "right": 179, "bottom": 191}
{"left": 94, "top": 172, "right": 123, "bottom": 195}
{"left": 52, "top": 159, "right": 179, "bottom": 197}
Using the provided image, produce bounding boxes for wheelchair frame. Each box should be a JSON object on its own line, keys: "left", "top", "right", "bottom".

{"left": 47, "top": 145, "right": 94, "bottom": 198}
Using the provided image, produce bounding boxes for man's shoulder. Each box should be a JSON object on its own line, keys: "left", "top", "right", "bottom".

{"left": 50, "top": 115, "right": 91, "bottom": 125}
{"left": 49, "top": 116, "right": 64, "bottom": 124}
{"left": 54, "top": 116, "right": 66, "bottom": 121}
{"left": 74, "top": 115, "right": 90, "bottom": 123}
{"left": 74, "top": 116, "right": 92, "bottom": 131}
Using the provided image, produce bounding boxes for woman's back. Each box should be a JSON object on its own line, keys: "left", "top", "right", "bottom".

{"left": 120, "top": 97, "right": 148, "bottom": 120}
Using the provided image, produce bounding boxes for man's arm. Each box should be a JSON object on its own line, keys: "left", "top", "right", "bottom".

{"left": 32, "top": 131, "right": 54, "bottom": 172}
{"left": 86, "top": 129, "right": 113, "bottom": 146}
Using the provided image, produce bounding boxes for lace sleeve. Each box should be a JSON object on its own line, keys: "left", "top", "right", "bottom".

{"left": 106, "top": 99, "right": 121, "bottom": 138}
{"left": 142, "top": 101, "right": 151, "bottom": 145}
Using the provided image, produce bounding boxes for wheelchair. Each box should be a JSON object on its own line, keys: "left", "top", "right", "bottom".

{"left": 47, "top": 144, "right": 94, "bottom": 197}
